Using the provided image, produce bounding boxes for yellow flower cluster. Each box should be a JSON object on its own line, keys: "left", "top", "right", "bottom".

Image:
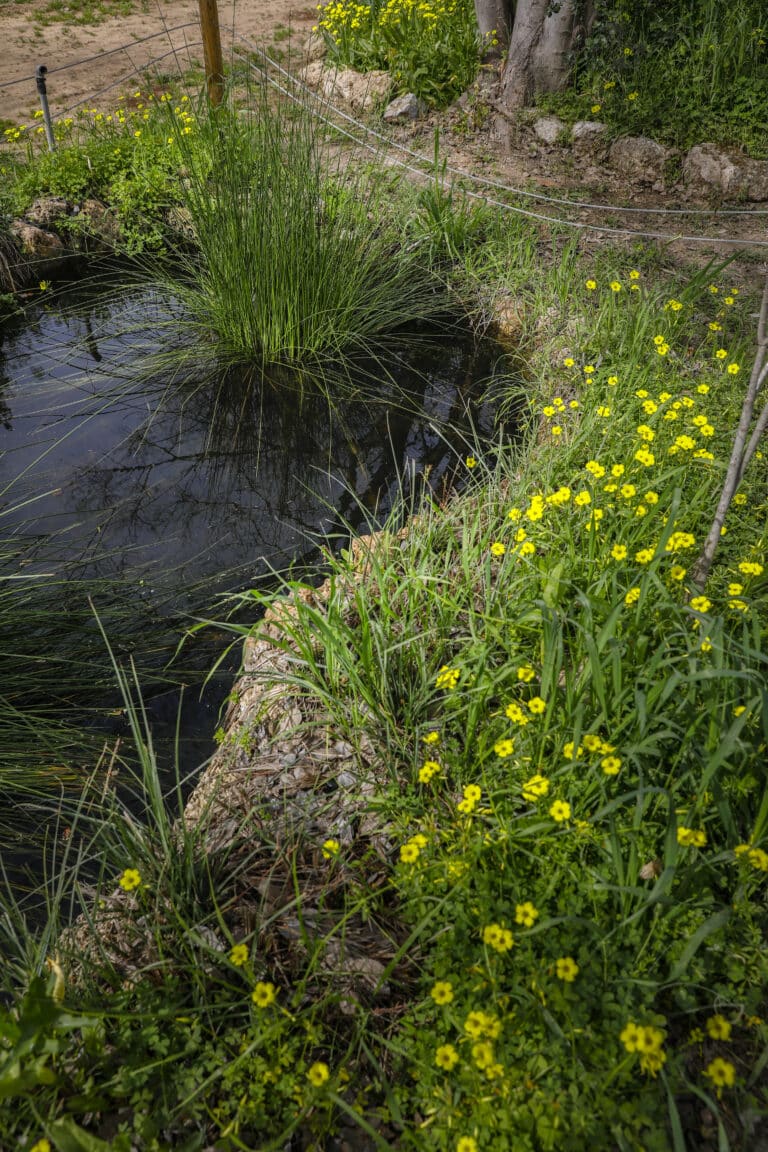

{"left": 620, "top": 1021, "right": 667, "bottom": 1076}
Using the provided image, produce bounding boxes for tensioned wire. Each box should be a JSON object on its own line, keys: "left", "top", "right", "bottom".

{"left": 235, "top": 33, "right": 768, "bottom": 221}
{"left": 231, "top": 41, "right": 768, "bottom": 249}
{"left": 0, "top": 22, "right": 200, "bottom": 90}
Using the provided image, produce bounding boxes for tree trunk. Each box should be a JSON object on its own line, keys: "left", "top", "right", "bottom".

{"left": 473, "top": 0, "right": 513, "bottom": 53}
{"left": 500, "top": 0, "right": 593, "bottom": 110}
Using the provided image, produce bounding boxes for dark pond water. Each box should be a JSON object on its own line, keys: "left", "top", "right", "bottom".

{"left": 0, "top": 287, "right": 511, "bottom": 867}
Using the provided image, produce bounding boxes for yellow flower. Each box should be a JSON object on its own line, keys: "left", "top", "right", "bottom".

{"left": 435, "top": 1043, "right": 459, "bottom": 1070}
{"left": 430, "top": 980, "right": 454, "bottom": 1004}
{"left": 119, "top": 868, "right": 141, "bottom": 891}
{"left": 597, "top": 406, "right": 611, "bottom": 418}
{"left": 522, "top": 774, "right": 550, "bottom": 801}
{"left": 591, "top": 104, "right": 602, "bottom": 114}
{"left": 517, "top": 664, "right": 536, "bottom": 682}
{"left": 601, "top": 755, "right": 622, "bottom": 775}
{"left": 490, "top": 541, "right": 505, "bottom": 557}
{"left": 620, "top": 1022, "right": 642, "bottom": 1052}
{"left": 727, "top": 363, "right": 740, "bottom": 374}
{"left": 483, "top": 923, "right": 514, "bottom": 952}
{"left": 322, "top": 838, "right": 340, "bottom": 859}
{"left": 585, "top": 279, "right": 597, "bottom": 290}
{"left": 229, "top": 943, "right": 249, "bottom": 966}
{"left": 30, "top": 1143, "right": 51, "bottom": 1152}
{"left": 436, "top": 665, "right": 460, "bottom": 690}
{"left": 677, "top": 827, "right": 707, "bottom": 848}
{"left": 610, "top": 281, "right": 621, "bottom": 292}
{"left": 635, "top": 548, "right": 654, "bottom": 565}
{"left": 422, "top": 730, "right": 440, "bottom": 744}
{"left": 456, "top": 1139, "right": 478, "bottom": 1152}
{"left": 307, "top": 1061, "right": 330, "bottom": 1087}
{"left": 715, "top": 348, "right": 728, "bottom": 359}
{"left": 555, "top": 956, "right": 579, "bottom": 982}
{"left": 634, "top": 448, "right": 655, "bottom": 467}
{"left": 563, "top": 357, "right": 575, "bottom": 367}
{"left": 629, "top": 269, "right": 640, "bottom": 279}
{"left": 419, "top": 760, "right": 441, "bottom": 783}
{"left": 608, "top": 374, "right": 619, "bottom": 386}
{"left": 494, "top": 738, "right": 515, "bottom": 758}
{"left": 611, "top": 544, "right": 628, "bottom": 561}
{"left": 690, "top": 595, "right": 711, "bottom": 613}
{"left": 550, "top": 800, "right": 571, "bottom": 823}
{"left": 465, "top": 455, "right": 477, "bottom": 468}
{"left": 707, "top": 1014, "right": 732, "bottom": 1041}
{"left": 252, "top": 981, "right": 277, "bottom": 1008}
{"left": 738, "top": 561, "right": 763, "bottom": 576}
{"left": 625, "top": 587, "right": 640, "bottom": 605}
{"left": 527, "top": 696, "right": 546, "bottom": 714}
{"left": 400, "top": 842, "right": 420, "bottom": 863}
{"left": 705, "top": 1057, "right": 736, "bottom": 1089}
{"left": 515, "top": 901, "right": 539, "bottom": 927}
{"left": 472, "top": 1040, "right": 494, "bottom": 1068}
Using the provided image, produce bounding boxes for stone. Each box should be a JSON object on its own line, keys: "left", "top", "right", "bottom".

{"left": 571, "top": 120, "right": 607, "bottom": 145}
{"left": 609, "top": 135, "right": 669, "bottom": 185}
{"left": 300, "top": 62, "right": 390, "bottom": 112}
{"left": 25, "top": 196, "right": 72, "bottom": 228}
{"left": 383, "top": 92, "right": 425, "bottom": 123}
{"left": 533, "top": 114, "right": 566, "bottom": 145}
{"left": 9, "top": 219, "right": 65, "bottom": 258}
{"left": 76, "top": 198, "right": 122, "bottom": 247}
{"left": 682, "top": 143, "right": 768, "bottom": 201}
{"left": 683, "top": 143, "right": 742, "bottom": 195}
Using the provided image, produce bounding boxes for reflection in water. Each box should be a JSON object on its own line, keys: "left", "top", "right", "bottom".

{"left": 0, "top": 288, "right": 512, "bottom": 863}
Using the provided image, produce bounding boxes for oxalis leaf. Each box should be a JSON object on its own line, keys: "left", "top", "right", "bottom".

{"left": 669, "top": 907, "right": 731, "bottom": 982}
{"left": 48, "top": 1117, "right": 112, "bottom": 1152}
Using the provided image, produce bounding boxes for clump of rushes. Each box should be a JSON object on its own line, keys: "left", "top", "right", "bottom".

{"left": 141, "top": 80, "right": 448, "bottom": 367}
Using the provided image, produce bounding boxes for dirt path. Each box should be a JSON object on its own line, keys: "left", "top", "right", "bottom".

{"left": 0, "top": 0, "right": 309, "bottom": 125}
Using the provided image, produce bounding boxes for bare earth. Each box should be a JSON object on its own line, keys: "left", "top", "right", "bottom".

{"left": 0, "top": 0, "right": 308, "bottom": 125}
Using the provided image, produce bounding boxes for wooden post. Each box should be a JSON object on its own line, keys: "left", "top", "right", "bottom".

{"left": 198, "top": 0, "right": 224, "bottom": 106}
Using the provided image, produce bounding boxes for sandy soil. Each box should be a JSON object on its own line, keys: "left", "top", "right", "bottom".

{"left": 0, "top": 0, "right": 309, "bottom": 125}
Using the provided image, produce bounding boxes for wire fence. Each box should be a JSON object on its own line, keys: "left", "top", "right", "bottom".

{"left": 3, "top": 22, "right": 768, "bottom": 252}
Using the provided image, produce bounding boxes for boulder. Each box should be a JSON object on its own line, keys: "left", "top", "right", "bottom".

{"left": 383, "top": 92, "right": 425, "bottom": 123}
{"left": 683, "top": 144, "right": 742, "bottom": 195}
{"left": 609, "top": 135, "right": 669, "bottom": 185}
{"left": 9, "top": 220, "right": 65, "bottom": 259}
{"left": 74, "top": 199, "right": 122, "bottom": 249}
{"left": 533, "top": 114, "right": 565, "bottom": 145}
{"left": 683, "top": 143, "right": 768, "bottom": 201}
{"left": 300, "top": 62, "right": 390, "bottom": 111}
{"left": 571, "top": 120, "right": 607, "bottom": 146}
{"left": 25, "top": 196, "right": 72, "bottom": 228}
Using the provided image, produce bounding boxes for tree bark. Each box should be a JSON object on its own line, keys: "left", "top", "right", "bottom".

{"left": 500, "top": 0, "right": 592, "bottom": 110}
{"left": 473, "top": 0, "right": 513, "bottom": 52}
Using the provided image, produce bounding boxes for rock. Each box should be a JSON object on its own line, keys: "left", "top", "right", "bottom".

{"left": 25, "top": 196, "right": 72, "bottom": 228}
{"left": 75, "top": 198, "right": 122, "bottom": 248}
{"left": 491, "top": 296, "right": 523, "bottom": 343}
{"left": 609, "top": 135, "right": 669, "bottom": 185}
{"left": 683, "top": 143, "right": 742, "bottom": 195}
{"left": 571, "top": 120, "right": 607, "bottom": 146}
{"left": 383, "top": 92, "right": 425, "bottom": 123}
{"left": 304, "top": 32, "right": 327, "bottom": 63}
{"left": 683, "top": 143, "right": 768, "bottom": 201}
{"left": 300, "top": 62, "right": 390, "bottom": 112}
{"left": 533, "top": 114, "right": 566, "bottom": 145}
{"left": 9, "top": 219, "right": 65, "bottom": 259}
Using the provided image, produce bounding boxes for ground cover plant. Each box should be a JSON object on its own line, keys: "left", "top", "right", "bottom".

{"left": 314, "top": 0, "right": 490, "bottom": 107}
{"left": 539, "top": 0, "right": 768, "bottom": 156}
{"left": 2, "top": 210, "right": 767, "bottom": 1151}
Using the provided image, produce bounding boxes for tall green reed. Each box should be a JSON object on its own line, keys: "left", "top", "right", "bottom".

{"left": 141, "top": 79, "right": 448, "bottom": 366}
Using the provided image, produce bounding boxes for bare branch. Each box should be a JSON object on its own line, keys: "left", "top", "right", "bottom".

{"left": 690, "top": 271, "right": 768, "bottom": 589}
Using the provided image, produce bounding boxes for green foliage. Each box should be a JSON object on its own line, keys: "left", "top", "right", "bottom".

{"left": 136, "top": 83, "right": 448, "bottom": 365}
{"left": 316, "top": 0, "right": 490, "bottom": 108}
{"left": 541, "top": 0, "right": 768, "bottom": 156}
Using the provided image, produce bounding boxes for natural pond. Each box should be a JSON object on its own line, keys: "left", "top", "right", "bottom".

{"left": 0, "top": 285, "right": 511, "bottom": 884}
